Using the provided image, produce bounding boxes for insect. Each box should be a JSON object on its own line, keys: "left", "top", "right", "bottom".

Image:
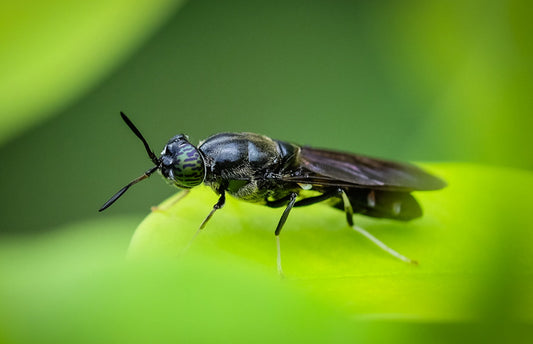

{"left": 100, "top": 112, "right": 446, "bottom": 273}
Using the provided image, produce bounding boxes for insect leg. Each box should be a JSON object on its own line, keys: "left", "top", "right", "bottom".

{"left": 199, "top": 190, "right": 226, "bottom": 230}
{"left": 268, "top": 188, "right": 338, "bottom": 209}
{"left": 339, "top": 189, "right": 417, "bottom": 265}
{"left": 293, "top": 189, "right": 339, "bottom": 207}
{"left": 265, "top": 194, "right": 294, "bottom": 208}
{"left": 275, "top": 192, "right": 298, "bottom": 277}
{"left": 182, "top": 190, "right": 227, "bottom": 255}
{"left": 275, "top": 192, "right": 298, "bottom": 236}
{"left": 151, "top": 189, "right": 190, "bottom": 213}
{"left": 338, "top": 189, "right": 355, "bottom": 226}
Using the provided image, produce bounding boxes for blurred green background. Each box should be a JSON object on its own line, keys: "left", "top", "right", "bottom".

{"left": 1, "top": 0, "right": 531, "bottom": 235}
{"left": 1, "top": 0, "right": 532, "bottom": 342}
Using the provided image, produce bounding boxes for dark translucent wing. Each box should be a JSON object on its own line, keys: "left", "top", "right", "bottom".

{"left": 281, "top": 146, "right": 446, "bottom": 191}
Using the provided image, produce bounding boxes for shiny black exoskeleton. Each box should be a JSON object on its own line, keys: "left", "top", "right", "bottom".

{"left": 100, "top": 113, "right": 446, "bottom": 268}
{"left": 199, "top": 133, "right": 300, "bottom": 204}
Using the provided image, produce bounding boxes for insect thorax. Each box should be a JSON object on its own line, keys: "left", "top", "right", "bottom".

{"left": 199, "top": 132, "right": 300, "bottom": 203}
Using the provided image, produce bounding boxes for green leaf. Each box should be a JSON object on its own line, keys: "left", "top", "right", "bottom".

{"left": 129, "top": 163, "right": 533, "bottom": 321}
{"left": 0, "top": 217, "right": 356, "bottom": 343}
{"left": 1, "top": 164, "right": 532, "bottom": 343}
{"left": 0, "top": 0, "right": 184, "bottom": 144}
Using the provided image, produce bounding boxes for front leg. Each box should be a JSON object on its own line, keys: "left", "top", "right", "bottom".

{"left": 181, "top": 189, "right": 226, "bottom": 255}
{"left": 199, "top": 189, "right": 226, "bottom": 230}
{"left": 151, "top": 189, "right": 190, "bottom": 213}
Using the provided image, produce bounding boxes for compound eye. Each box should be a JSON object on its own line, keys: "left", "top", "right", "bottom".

{"left": 161, "top": 135, "right": 205, "bottom": 188}
{"left": 172, "top": 143, "right": 205, "bottom": 188}
{"left": 167, "top": 135, "right": 205, "bottom": 189}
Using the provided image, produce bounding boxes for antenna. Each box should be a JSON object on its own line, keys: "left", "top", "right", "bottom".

{"left": 99, "top": 166, "right": 158, "bottom": 211}
{"left": 99, "top": 113, "right": 161, "bottom": 211}
{"left": 120, "top": 112, "right": 159, "bottom": 166}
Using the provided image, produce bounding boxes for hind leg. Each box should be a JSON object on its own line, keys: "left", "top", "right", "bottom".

{"left": 339, "top": 190, "right": 417, "bottom": 265}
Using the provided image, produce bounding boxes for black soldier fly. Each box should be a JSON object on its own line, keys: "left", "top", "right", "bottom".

{"left": 100, "top": 112, "right": 446, "bottom": 274}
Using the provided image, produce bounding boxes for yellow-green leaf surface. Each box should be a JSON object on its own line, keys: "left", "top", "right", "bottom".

{"left": 0, "top": 0, "right": 183, "bottom": 144}
{"left": 130, "top": 163, "right": 533, "bottom": 321}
